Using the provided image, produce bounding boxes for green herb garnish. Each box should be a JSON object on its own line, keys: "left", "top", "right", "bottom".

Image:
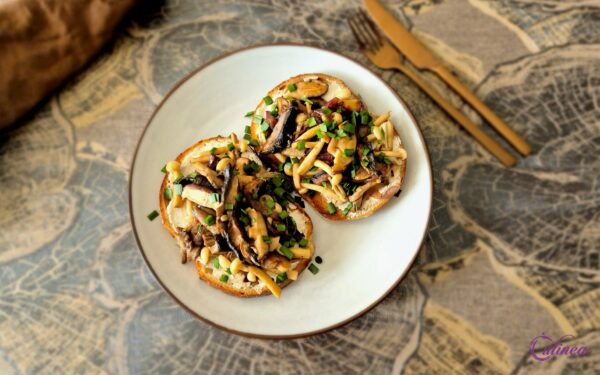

{"left": 343, "top": 149, "right": 354, "bottom": 157}
{"left": 173, "top": 184, "right": 183, "bottom": 196}
{"left": 147, "top": 210, "right": 159, "bottom": 221}
{"left": 280, "top": 246, "right": 294, "bottom": 260}
{"left": 342, "top": 202, "right": 353, "bottom": 216}
{"left": 276, "top": 272, "right": 288, "bottom": 283}
{"left": 161, "top": 165, "right": 167, "bottom": 173}
{"left": 299, "top": 238, "right": 308, "bottom": 247}
{"left": 164, "top": 187, "right": 173, "bottom": 200}
{"left": 227, "top": 143, "right": 235, "bottom": 151}
{"left": 279, "top": 210, "right": 289, "bottom": 219}
{"left": 220, "top": 274, "right": 229, "bottom": 283}
{"left": 308, "top": 264, "right": 319, "bottom": 275}
{"left": 225, "top": 202, "right": 234, "bottom": 210}
{"left": 204, "top": 215, "right": 215, "bottom": 226}
{"left": 306, "top": 117, "right": 317, "bottom": 127}
{"left": 296, "top": 141, "right": 305, "bottom": 150}
{"left": 263, "top": 96, "right": 273, "bottom": 105}
{"left": 287, "top": 83, "right": 297, "bottom": 92}
{"left": 262, "top": 235, "right": 271, "bottom": 244}
{"left": 212, "top": 257, "right": 220, "bottom": 269}
{"left": 245, "top": 111, "right": 254, "bottom": 118}
{"left": 276, "top": 223, "right": 286, "bottom": 231}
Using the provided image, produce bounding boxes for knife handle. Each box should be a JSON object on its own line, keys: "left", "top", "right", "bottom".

{"left": 393, "top": 63, "right": 516, "bottom": 167}
{"left": 432, "top": 65, "right": 531, "bottom": 156}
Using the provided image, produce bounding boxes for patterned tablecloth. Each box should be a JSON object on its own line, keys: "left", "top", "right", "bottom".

{"left": 1, "top": 0, "right": 598, "bottom": 374}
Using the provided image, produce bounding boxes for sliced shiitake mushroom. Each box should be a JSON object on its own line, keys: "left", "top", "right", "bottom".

{"left": 261, "top": 105, "right": 299, "bottom": 154}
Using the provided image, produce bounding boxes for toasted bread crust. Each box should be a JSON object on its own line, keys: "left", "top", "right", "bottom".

{"left": 250, "top": 73, "right": 406, "bottom": 220}
{"left": 159, "top": 136, "right": 313, "bottom": 297}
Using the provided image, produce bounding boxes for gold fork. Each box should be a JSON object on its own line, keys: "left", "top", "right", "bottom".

{"left": 348, "top": 9, "right": 516, "bottom": 167}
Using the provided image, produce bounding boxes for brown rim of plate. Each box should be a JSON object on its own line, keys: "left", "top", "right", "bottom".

{"left": 128, "top": 43, "right": 433, "bottom": 340}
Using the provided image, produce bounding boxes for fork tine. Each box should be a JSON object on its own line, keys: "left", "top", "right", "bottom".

{"left": 347, "top": 15, "right": 367, "bottom": 50}
{"left": 348, "top": 11, "right": 377, "bottom": 52}
{"left": 357, "top": 8, "right": 382, "bottom": 48}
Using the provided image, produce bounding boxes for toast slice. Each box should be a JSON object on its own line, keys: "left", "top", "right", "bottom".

{"left": 249, "top": 73, "right": 407, "bottom": 220}
{"left": 159, "top": 135, "right": 314, "bottom": 298}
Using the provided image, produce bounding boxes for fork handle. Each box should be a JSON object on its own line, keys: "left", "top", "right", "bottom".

{"left": 432, "top": 65, "right": 531, "bottom": 156}
{"left": 392, "top": 63, "right": 517, "bottom": 167}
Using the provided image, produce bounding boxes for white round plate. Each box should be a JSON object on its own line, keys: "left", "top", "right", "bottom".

{"left": 130, "top": 44, "right": 432, "bottom": 338}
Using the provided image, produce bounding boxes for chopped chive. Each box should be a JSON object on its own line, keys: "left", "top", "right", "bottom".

{"left": 188, "top": 172, "right": 199, "bottom": 179}
{"left": 326, "top": 131, "right": 336, "bottom": 138}
{"left": 262, "top": 235, "right": 271, "bottom": 244}
{"left": 299, "top": 238, "right": 308, "bottom": 247}
{"left": 212, "top": 257, "right": 220, "bottom": 269}
{"left": 280, "top": 246, "right": 294, "bottom": 260}
{"left": 302, "top": 177, "right": 311, "bottom": 184}
{"left": 284, "top": 162, "right": 292, "bottom": 171}
{"left": 291, "top": 157, "right": 300, "bottom": 164}
{"left": 266, "top": 199, "right": 275, "bottom": 209}
{"left": 279, "top": 210, "right": 289, "bottom": 219}
{"left": 210, "top": 147, "right": 217, "bottom": 155}
{"left": 336, "top": 129, "right": 348, "bottom": 138}
{"left": 161, "top": 164, "right": 167, "bottom": 173}
{"left": 360, "top": 110, "right": 370, "bottom": 124}
{"left": 204, "top": 215, "right": 215, "bottom": 226}
{"left": 225, "top": 202, "right": 234, "bottom": 210}
{"left": 308, "top": 264, "right": 319, "bottom": 274}
{"left": 252, "top": 191, "right": 259, "bottom": 200}
{"left": 379, "top": 127, "right": 385, "bottom": 139}
{"left": 276, "top": 272, "right": 288, "bottom": 283}
{"left": 147, "top": 210, "right": 159, "bottom": 221}
{"left": 302, "top": 96, "right": 313, "bottom": 105}
{"left": 163, "top": 187, "right": 172, "bottom": 200}
{"left": 316, "top": 129, "right": 325, "bottom": 139}
{"left": 227, "top": 143, "right": 234, "bottom": 151}
{"left": 272, "top": 176, "right": 283, "bottom": 186}
{"left": 173, "top": 174, "right": 183, "bottom": 184}
{"left": 274, "top": 187, "right": 285, "bottom": 197}
{"left": 225, "top": 268, "right": 232, "bottom": 275}
{"left": 361, "top": 159, "right": 369, "bottom": 167}
{"left": 342, "top": 202, "right": 353, "bottom": 216}
{"left": 244, "top": 125, "right": 251, "bottom": 134}
{"left": 239, "top": 215, "right": 249, "bottom": 225}
{"left": 276, "top": 223, "right": 286, "bottom": 231}
{"left": 245, "top": 111, "right": 254, "bottom": 118}
{"left": 243, "top": 134, "right": 251, "bottom": 141}
{"left": 315, "top": 256, "right": 323, "bottom": 264}
{"left": 235, "top": 193, "right": 242, "bottom": 202}
{"left": 208, "top": 193, "right": 220, "bottom": 203}
{"left": 249, "top": 139, "right": 259, "bottom": 147}
{"left": 263, "top": 96, "right": 273, "bottom": 105}
{"left": 287, "top": 83, "right": 297, "bottom": 92}
{"left": 342, "top": 121, "right": 356, "bottom": 134}
{"left": 306, "top": 117, "right": 317, "bottom": 127}
{"left": 327, "top": 203, "right": 336, "bottom": 214}
{"left": 321, "top": 107, "right": 332, "bottom": 115}
{"left": 343, "top": 149, "right": 354, "bottom": 157}
{"left": 173, "top": 184, "right": 183, "bottom": 196}
{"left": 220, "top": 274, "right": 229, "bottom": 283}
{"left": 260, "top": 122, "right": 270, "bottom": 132}
{"left": 296, "top": 140, "right": 305, "bottom": 150}
{"left": 363, "top": 147, "right": 371, "bottom": 156}
{"left": 320, "top": 123, "right": 328, "bottom": 132}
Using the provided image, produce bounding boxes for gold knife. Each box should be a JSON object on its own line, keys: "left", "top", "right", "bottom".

{"left": 364, "top": 0, "right": 531, "bottom": 156}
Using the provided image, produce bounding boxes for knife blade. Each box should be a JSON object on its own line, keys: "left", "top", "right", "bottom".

{"left": 364, "top": 0, "right": 439, "bottom": 70}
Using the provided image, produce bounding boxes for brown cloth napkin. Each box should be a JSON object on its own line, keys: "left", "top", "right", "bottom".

{"left": 0, "top": 0, "right": 136, "bottom": 130}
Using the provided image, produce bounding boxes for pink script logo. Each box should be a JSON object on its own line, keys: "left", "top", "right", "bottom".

{"left": 529, "top": 333, "right": 589, "bottom": 362}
